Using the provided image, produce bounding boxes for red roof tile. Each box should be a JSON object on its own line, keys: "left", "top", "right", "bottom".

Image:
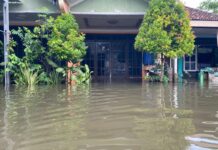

{"left": 185, "top": 6, "right": 218, "bottom": 21}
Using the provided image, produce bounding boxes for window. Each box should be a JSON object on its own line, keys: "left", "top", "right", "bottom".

{"left": 184, "top": 47, "right": 198, "bottom": 72}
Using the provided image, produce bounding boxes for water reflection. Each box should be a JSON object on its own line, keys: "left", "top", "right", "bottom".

{"left": 0, "top": 82, "right": 217, "bottom": 150}
{"left": 0, "top": 85, "right": 89, "bottom": 150}
{"left": 134, "top": 83, "right": 195, "bottom": 150}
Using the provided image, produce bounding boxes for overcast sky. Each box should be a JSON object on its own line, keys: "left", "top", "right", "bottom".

{"left": 182, "top": 0, "right": 205, "bottom": 8}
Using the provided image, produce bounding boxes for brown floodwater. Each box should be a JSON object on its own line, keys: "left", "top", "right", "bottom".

{"left": 0, "top": 82, "right": 218, "bottom": 150}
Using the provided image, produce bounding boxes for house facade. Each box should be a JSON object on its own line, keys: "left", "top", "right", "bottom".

{"left": 1, "top": 0, "right": 218, "bottom": 81}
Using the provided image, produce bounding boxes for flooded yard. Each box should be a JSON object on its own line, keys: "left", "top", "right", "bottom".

{"left": 0, "top": 82, "right": 218, "bottom": 150}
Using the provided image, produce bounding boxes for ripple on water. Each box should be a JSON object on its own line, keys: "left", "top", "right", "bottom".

{"left": 0, "top": 83, "right": 218, "bottom": 149}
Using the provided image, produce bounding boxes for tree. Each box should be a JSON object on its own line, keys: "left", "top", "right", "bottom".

{"left": 48, "top": 13, "right": 87, "bottom": 63}
{"left": 199, "top": 0, "right": 218, "bottom": 13}
{"left": 135, "top": 0, "right": 195, "bottom": 80}
{"left": 0, "top": 41, "right": 3, "bottom": 62}
{"left": 0, "top": 41, "right": 3, "bottom": 83}
{"left": 48, "top": 13, "right": 89, "bottom": 85}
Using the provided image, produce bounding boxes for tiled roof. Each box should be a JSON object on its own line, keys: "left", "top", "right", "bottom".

{"left": 185, "top": 6, "right": 218, "bottom": 21}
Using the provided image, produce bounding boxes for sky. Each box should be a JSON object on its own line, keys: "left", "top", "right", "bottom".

{"left": 182, "top": 0, "right": 205, "bottom": 8}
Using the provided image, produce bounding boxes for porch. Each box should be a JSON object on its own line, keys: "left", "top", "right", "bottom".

{"left": 83, "top": 34, "right": 142, "bottom": 81}
{"left": 182, "top": 27, "right": 218, "bottom": 80}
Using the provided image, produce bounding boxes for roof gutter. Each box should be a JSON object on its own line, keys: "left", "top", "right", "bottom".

{"left": 191, "top": 21, "right": 218, "bottom": 28}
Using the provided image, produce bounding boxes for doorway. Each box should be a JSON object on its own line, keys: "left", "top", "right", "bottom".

{"left": 83, "top": 35, "right": 142, "bottom": 81}
{"left": 95, "top": 42, "right": 127, "bottom": 80}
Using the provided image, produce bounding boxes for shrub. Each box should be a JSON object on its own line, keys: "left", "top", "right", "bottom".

{"left": 8, "top": 13, "right": 88, "bottom": 86}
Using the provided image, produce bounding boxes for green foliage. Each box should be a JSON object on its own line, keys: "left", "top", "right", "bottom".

{"left": 199, "top": 0, "right": 218, "bottom": 13}
{"left": 162, "top": 75, "right": 169, "bottom": 83}
{"left": 45, "top": 57, "right": 66, "bottom": 77}
{"left": 48, "top": 13, "right": 87, "bottom": 63}
{"left": 135, "top": 0, "right": 195, "bottom": 58}
{"left": 12, "top": 27, "right": 45, "bottom": 63}
{"left": 0, "top": 70, "right": 3, "bottom": 84}
{"left": 0, "top": 41, "right": 3, "bottom": 61}
{"left": 10, "top": 27, "right": 45, "bottom": 69}
{"left": 14, "top": 65, "right": 40, "bottom": 86}
{"left": 148, "top": 75, "right": 161, "bottom": 82}
{"left": 7, "top": 49, "right": 45, "bottom": 86}
{"left": 71, "top": 65, "right": 93, "bottom": 85}
{"left": 48, "top": 71, "right": 63, "bottom": 85}
{"left": 145, "top": 75, "right": 169, "bottom": 83}
{"left": 0, "top": 41, "right": 4, "bottom": 83}
{"left": 0, "top": 41, "right": 3, "bottom": 67}
{"left": 7, "top": 13, "right": 89, "bottom": 86}
{"left": 7, "top": 36, "right": 44, "bottom": 85}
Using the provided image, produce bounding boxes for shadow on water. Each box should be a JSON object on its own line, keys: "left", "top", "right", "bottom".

{"left": 0, "top": 81, "right": 217, "bottom": 150}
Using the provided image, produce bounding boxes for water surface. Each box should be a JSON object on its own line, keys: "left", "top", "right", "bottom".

{"left": 0, "top": 82, "right": 218, "bottom": 150}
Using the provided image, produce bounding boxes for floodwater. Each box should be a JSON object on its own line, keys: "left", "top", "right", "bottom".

{"left": 0, "top": 82, "right": 218, "bottom": 150}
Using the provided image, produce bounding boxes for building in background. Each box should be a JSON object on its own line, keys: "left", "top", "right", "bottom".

{"left": 1, "top": 0, "right": 218, "bottom": 81}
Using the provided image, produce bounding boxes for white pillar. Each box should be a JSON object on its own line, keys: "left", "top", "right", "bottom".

{"left": 3, "top": 0, "right": 10, "bottom": 86}
{"left": 174, "top": 58, "right": 178, "bottom": 81}
{"left": 174, "top": 58, "right": 178, "bottom": 74}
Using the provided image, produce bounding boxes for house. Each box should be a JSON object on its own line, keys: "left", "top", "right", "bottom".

{"left": 1, "top": 0, "right": 218, "bottom": 81}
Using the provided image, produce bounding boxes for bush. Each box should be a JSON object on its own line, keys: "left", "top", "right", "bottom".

{"left": 14, "top": 65, "right": 40, "bottom": 86}
{"left": 71, "top": 64, "right": 93, "bottom": 85}
{"left": 8, "top": 13, "right": 88, "bottom": 86}
{"left": 0, "top": 41, "right": 3, "bottom": 84}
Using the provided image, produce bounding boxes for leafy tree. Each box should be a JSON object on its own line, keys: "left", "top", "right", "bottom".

{"left": 135, "top": 0, "right": 195, "bottom": 80}
{"left": 135, "top": 0, "right": 194, "bottom": 58}
{"left": 48, "top": 13, "right": 87, "bottom": 63}
{"left": 0, "top": 41, "right": 3, "bottom": 83}
{"left": 0, "top": 41, "right": 3, "bottom": 62}
{"left": 199, "top": 0, "right": 218, "bottom": 13}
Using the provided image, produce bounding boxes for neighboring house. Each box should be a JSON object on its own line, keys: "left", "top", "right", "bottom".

{"left": 184, "top": 7, "right": 218, "bottom": 79}
{"left": 1, "top": 0, "right": 218, "bottom": 80}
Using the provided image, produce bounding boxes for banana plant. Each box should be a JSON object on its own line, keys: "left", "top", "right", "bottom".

{"left": 70, "top": 64, "right": 93, "bottom": 85}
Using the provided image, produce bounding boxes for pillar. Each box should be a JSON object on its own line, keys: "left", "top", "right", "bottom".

{"left": 178, "top": 58, "right": 183, "bottom": 82}
{"left": 3, "top": 0, "right": 10, "bottom": 86}
{"left": 174, "top": 58, "right": 178, "bottom": 82}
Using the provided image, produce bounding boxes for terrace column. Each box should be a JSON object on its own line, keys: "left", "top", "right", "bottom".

{"left": 3, "top": 0, "right": 10, "bottom": 87}
{"left": 174, "top": 58, "right": 178, "bottom": 82}
{"left": 178, "top": 58, "right": 183, "bottom": 82}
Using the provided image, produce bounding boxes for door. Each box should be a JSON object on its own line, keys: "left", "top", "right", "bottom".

{"left": 96, "top": 42, "right": 127, "bottom": 80}
{"left": 96, "top": 42, "right": 111, "bottom": 79}
{"left": 110, "top": 42, "right": 127, "bottom": 79}
{"left": 84, "top": 41, "right": 131, "bottom": 80}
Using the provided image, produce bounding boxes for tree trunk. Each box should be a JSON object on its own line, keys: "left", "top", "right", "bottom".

{"left": 67, "top": 61, "right": 80, "bottom": 85}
